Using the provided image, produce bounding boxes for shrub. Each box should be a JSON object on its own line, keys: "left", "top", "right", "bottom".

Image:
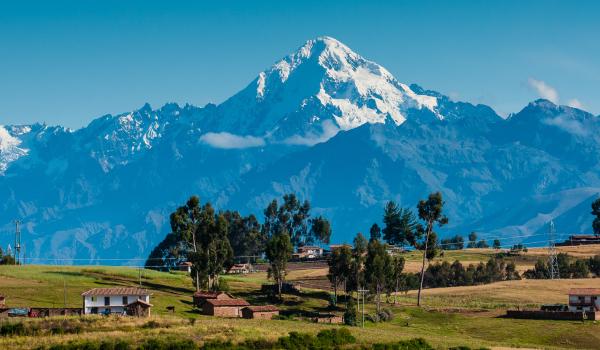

{"left": 142, "top": 320, "right": 162, "bottom": 329}
{"left": 378, "top": 309, "right": 394, "bottom": 322}
{"left": 0, "top": 322, "right": 26, "bottom": 336}
{"left": 372, "top": 338, "right": 434, "bottom": 350}
{"left": 139, "top": 339, "right": 196, "bottom": 350}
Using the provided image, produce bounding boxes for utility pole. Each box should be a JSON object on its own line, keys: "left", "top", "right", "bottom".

{"left": 548, "top": 220, "right": 560, "bottom": 279}
{"left": 138, "top": 267, "right": 142, "bottom": 287}
{"left": 14, "top": 220, "right": 21, "bottom": 265}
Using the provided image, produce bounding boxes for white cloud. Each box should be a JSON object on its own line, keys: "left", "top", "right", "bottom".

{"left": 542, "top": 116, "right": 588, "bottom": 137}
{"left": 283, "top": 120, "right": 340, "bottom": 146}
{"left": 567, "top": 98, "right": 584, "bottom": 109}
{"left": 200, "top": 132, "right": 265, "bottom": 149}
{"left": 528, "top": 78, "right": 559, "bottom": 104}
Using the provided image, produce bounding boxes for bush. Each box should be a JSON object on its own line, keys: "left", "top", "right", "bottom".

{"left": 218, "top": 277, "right": 230, "bottom": 292}
{"left": 372, "top": 338, "right": 434, "bottom": 350}
{"left": 276, "top": 329, "right": 355, "bottom": 350}
{"left": 0, "top": 322, "right": 26, "bottom": 336}
{"left": 142, "top": 320, "right": 162, "bottom": 329}
{"left": 42, "top": 340, "right": 131, "bottom": 350}
{"left": 378, "top": 309, "right": 394, "bottom": 322}
{"left": 316, "top": 328, "right": 355, "bottom": 346}
{"left": 139, "top": 339, "right": 196, "bottom": 350}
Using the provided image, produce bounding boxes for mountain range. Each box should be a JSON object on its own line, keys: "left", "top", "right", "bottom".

{"left": 1, "top": 36, "right": 599, "bottom": 263}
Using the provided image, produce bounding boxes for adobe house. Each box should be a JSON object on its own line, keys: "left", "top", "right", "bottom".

{"left": 126, "top": 299, "right": 153, "bottom": 317}
{"left": 227, "top": 263, "right": 251, "bottom": 274}
{"left": 202, "top": 298, "right": 249, "bottom": 317}
{"left": 81, "top": 287, "right": 151, "bottom": 316}
{"left": 193, "top": 291, "right": 233, "bottom": 308}
{"left": 241, "top": 305, "right": 279, "bottom": 319}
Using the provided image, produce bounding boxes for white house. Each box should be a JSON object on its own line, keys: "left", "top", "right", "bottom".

{"left": 293, "top": 246, "right": 324, "bottom": 259}
{"left": 81, "top": 287, "right": 151, "bottom": 315}
{"left": 568, "top": 288, "right": 600, "bottom": 312}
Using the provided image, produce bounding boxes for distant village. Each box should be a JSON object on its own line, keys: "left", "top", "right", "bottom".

{"left": 2, "top": 236, "right": 600, "bottom": 323}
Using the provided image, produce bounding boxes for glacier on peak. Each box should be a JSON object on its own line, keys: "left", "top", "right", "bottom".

{"left": 0, "top": 125, "right": 29, "bottom": 174}
{"left": 215, "top": 36, "right": 443, "bottom": 142}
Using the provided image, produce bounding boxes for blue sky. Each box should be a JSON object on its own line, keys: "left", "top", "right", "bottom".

{"left": 1, "top": 0, "right": 599, "bottom": 129}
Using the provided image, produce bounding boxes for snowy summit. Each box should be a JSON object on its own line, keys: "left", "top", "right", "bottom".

{"left": 215, "top": 36, "right": 442, "bottom": 144}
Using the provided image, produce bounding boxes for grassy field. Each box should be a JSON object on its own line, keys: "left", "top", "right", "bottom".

{"left": 2, "top": 247, "right": 600, "bottom": 350}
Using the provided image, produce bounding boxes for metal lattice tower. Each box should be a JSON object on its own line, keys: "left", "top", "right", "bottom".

{"left": 14, "top": 220, "right": 21, "bottom": 265}
{"left": 548, "top": 220, "right": 560, "bottom": 279}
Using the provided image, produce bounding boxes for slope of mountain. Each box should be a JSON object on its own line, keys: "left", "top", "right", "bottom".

{"left": 0, "top": 37, "right": 598, "bottom": 263}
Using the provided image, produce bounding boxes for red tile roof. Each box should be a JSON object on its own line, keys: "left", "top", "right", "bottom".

{"left": 243, "top": 305, "right": 279, "bottom": 312}
{"left": 205, "top": 298, "right": 250, "bottom": 307}
{"left": 81, "top": 288, "right": 150, "bottom": 296}
{"left": 126, "top": 299, "right": 153, "bottom": 307}
{"left": 568, "top": 288, "right": 600, "bottom": 296}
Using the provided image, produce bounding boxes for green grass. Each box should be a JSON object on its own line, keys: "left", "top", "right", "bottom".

{"left": 2, "top": 265, "right": 600, "bottom": 349}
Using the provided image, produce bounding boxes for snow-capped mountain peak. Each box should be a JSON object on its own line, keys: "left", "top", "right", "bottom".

{"left": 0, "top": 125, "right": 29, "bottom": 174}
{"left": 217, "top": 36, "right": 442, "bottom": 139}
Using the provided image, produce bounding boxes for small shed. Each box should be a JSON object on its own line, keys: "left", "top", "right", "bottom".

{"left": 193, "top": 291, "right": 233, "bottom": 308}
{"left": 241, "top": 305, "right": 279, "bottom": 319}
{"left": 202, "top": 298, "right": 250, "bottom": 317}
{"left": 126, "top": 299, "right": 153, "bottom": 317}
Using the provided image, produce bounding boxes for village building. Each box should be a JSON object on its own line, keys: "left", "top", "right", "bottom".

{"left": 227, "top": 263, "right": 251, "bottom": 274}
{"left": 81, "top": 287, "right": 152, "bottom": 316}
{"left": 193, "top": 291, "right": 233, "bottom": 308}
{"left": 292, "top": 246, "right": 324, "bottom": 260}
{"left": 568, "top": 288, "right": 600, "bottom": 312}
{"left": 201, "top": 298, "right": 250, "bottom": 317}
{"left": 385, "top": 245, "right": 406, "bottom": 256}
{"left": 557, "top": 235, "right": 600, "bottom": 246}
{"left": 241, "top": 305, "right": 279, "bottom": 319}
{"left": 178, "top": 261, "right": 192, "bottom": 273}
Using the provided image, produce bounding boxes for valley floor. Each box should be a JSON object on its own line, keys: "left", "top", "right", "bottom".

{"left": 1, "top": 246, "right": 600, "bottom": 349}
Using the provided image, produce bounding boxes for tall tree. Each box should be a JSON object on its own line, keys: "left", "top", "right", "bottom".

{"left": 369, "top": 223, "right": 381, "bottom": 242}
{"left": 262, "top": 194, "right": 331, "bottom": 247}
{"left": 388, "top": 255, "right": 406, "bottom": 304}
{"left": 198, "top": 213, "right": 234, "bottom": 290}
{"left": 145, "top": 232, "right": 186, "bottom": 271}
{"left": 416, "top": 192, "right": 448, "bottom": 307}
{"left": 225, "top": 211, "right": 266, "bottom": 260}
{"left": 169, "top": 196, "right": 204, "bottom": 291}
{"left": 467, "top": 232, "right": 478, "bottom": 248}
{"left": 365, "top": 237, "right": 391, "bottom": 313}
{"left": 492, "top": 239, "right": 501, "bottom": 250}
{"left": 592, "top": 198, "right": 600, "bottom": 237}
{"left": 265, "top": 232, "right": 293, "bottom": 301}
{"left": 327, "top": 245, "right": 352, "bottom": 305}
{"left": 310, "top": 216, "right": 332, "bottom": 244}
{"left": 383, "top": 201, "right": 417, "bottom": 248}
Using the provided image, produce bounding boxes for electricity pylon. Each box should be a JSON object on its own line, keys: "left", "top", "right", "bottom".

{"left": 548, "top": 220, "right": 560, "bottom": 279}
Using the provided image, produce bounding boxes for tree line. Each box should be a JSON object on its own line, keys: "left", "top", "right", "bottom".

{"left": 0, "top": 247, "right": 16, "bottom": 265}
{"left": 328, "top": 192, "right": 449, "bottom": 310}
{"left": 524, "top": 253, "right": 600, "bottom": 279}
{"left": 145, "top": 194, "right": 331, "bottom": 295}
